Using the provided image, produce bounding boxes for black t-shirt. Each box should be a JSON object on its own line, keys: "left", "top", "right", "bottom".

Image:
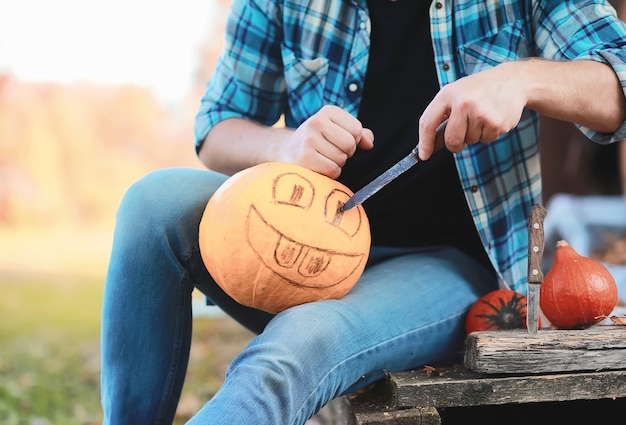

{"left": 337, "top": 0, "right": 490, "bottom": 269}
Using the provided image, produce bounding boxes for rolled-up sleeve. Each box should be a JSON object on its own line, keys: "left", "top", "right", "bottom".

{"left": 535, "top": 0, "right": 626, "bottom": 143}
{"left": 194, "top": 0, "right": 287, "bottom": 153}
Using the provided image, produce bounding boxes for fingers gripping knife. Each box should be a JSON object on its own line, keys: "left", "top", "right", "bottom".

{"left": 527, "top": 204, "right": 547, "bottom": 335}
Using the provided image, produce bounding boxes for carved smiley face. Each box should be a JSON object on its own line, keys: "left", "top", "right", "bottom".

{"left": 199, "top": 162, "right": 371, "bottom": 313}
{"left": 246, "top": 171, "right": 366, "bottom": 289}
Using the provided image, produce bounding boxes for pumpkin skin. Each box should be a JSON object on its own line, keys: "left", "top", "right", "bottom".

{"left": 199, "top": 162, "right": 371, "bottom": 314}
{"left": 540, "top": 240, "right": 618, "bottom": 329}
{"left": 465, "top": 289, "right": 533, "bottom": 334}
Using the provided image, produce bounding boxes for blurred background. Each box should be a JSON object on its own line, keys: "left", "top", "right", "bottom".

{"left": 0, "top": 1, "right": 254, "bottom": 424}
{"left": 1, "top": 1, "right": 626, "bottom": 424}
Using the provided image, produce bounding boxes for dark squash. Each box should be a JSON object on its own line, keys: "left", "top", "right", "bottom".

{"left": 465, "top": 289, "right": 532, "bottom": 334}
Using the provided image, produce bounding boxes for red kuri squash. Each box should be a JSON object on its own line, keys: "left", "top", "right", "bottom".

{"left": 540, "top": 240, "right": 618, "bottom": 329}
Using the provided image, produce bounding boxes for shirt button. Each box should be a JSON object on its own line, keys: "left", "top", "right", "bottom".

{"left": 470, "top": 185, "right": 479, "bottom": 193}
{"left": 435, "top": 2, "right": 443, "bottom": 9}
{"left": 348, "top": 83, "right": 359, "bottom": 93}
{"left": 442, "top": 63, "right": 450, "bottom": 71}
{"left": 359, "top": 21, "right": 366, "bottom": 30}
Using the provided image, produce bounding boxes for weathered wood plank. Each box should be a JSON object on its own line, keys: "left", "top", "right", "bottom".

{"left": 347, "top": 380, "right": 441, "bottom": 425}
{"left": 387, "top": 367, "right": 626, "bottom": 409}
{"left": 356, "top": 407, "right": 441, "bottom": 425}
{"left": 463, "top": 325, "right": 626, "bottom": 374}
{"left": 352, "top": 407, "right": 440, "bottom": 425}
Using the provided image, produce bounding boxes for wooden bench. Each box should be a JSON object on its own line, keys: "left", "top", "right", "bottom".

{"left": 324, "top": 326, "right": 626, "bottom": 425}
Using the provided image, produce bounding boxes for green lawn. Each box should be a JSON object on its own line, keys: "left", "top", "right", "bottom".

{"left": 0, "top": 272, "right": 253, "bottom": 425}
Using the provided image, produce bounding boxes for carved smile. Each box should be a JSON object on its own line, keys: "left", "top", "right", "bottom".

{"left": 245, "top": 205, "right": 365, "bottom": 289}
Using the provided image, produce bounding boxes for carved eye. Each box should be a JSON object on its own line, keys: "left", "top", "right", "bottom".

{"left": 272, "top": 173, "right": 314, "bottom": 210}
{"left": 324, "top": 189, "right": 362, "bottom": 237}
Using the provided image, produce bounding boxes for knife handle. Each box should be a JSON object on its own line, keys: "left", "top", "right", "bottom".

{"left": 527, "top": 204, "right": 547, "bottom": 283}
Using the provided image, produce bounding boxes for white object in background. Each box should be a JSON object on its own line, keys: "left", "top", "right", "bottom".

{"left": 544, "top": 194, "right": 626, "bottom": 257}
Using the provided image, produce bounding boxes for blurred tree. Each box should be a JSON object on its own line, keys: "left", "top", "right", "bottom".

{"left": 0, "top": 80, "right": 201, "bottom": 230}
{"left": 0, "top": 2, "right": 233, "bottom": 232}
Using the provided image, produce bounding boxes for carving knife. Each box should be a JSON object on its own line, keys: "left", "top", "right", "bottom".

{"left": 341, "top": 120, "right": 448, "bottom": 212}
{"left": 527, "top": 204, "right": 547, "bottom": 335}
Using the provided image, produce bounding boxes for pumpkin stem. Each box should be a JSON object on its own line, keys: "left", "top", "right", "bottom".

{"left": 556, "top": 240, "right": 569, "bottom": 248}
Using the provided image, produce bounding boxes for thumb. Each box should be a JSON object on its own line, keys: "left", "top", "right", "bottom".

{"left": 357, "top": 128, "right": 375, "bottom": 150}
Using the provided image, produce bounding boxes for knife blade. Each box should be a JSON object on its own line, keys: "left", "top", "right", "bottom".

{"left": 340, "top": 120, "right": 448, "bottom": 212}
{"left": 527, "top": 204, "right": 547, "bottom": 335}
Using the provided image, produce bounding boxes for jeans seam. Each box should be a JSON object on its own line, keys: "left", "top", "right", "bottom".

{"left": 154, "top": 272, "right": 191, "bottom": 424}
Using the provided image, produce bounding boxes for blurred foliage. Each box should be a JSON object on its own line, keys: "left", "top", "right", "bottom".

{"left": 0, "top": 76, "right": 203, "bottom": 231}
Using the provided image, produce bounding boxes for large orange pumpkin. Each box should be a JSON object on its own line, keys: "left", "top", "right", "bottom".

{"left": 199, "top": 162, "right": 371, "bottom": 314}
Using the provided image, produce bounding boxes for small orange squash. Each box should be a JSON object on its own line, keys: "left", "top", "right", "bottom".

{"left": 199, "top": 162, "right": 371, "bottom": 314}
{"left": 540, "top": 240, "right": 618, "bottom": 329}
{"left": 465, "top": 289, "right": 533, "bottom": 334}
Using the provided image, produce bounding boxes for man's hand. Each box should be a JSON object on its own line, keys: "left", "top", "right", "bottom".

{"left": 417, "top": 62, "right": 526, "bottom": 161}
{"left": 200, "top": 105, "right": 373, "bottom": 177}
{"left": 276, "top": 105, "right": 374, "bottom": 178}
{"left": 418, "top": 58, "right": 626, "bottom": 161}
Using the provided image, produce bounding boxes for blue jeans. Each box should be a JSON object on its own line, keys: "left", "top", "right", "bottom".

{"left": 101, "top": 167, "right": 498, "bottom": 425}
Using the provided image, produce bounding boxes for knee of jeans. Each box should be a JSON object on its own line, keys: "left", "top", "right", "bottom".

{"left": 117, "top": 168, "right": 223, "bottom": 231}
{"left": 261, "top": 300, "right": 354, "bottom": 362}
{"left": 226, "top": 302, "right": 351, "bottom": 391}
{"left": 117, "top": 169, "right": 177, "bottom": 226}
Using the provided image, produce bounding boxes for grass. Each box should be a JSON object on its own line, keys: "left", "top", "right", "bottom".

{"left": 0, "top": 272, "right": 103, "bottom": 425}
{"left": 0, "top": 271, "right": 254, "bottom": 425}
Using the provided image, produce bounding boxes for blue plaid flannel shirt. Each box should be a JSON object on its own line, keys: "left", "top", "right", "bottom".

{"left": 195, "top": 0, "right": 626, "bottom": 293}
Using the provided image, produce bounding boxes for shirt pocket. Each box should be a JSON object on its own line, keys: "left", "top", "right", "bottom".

{"left": 282, "top": 46, "right": 330, "bottom": 123}
{"left": 457, "top": 20, "right": 532, "bottom": 76}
